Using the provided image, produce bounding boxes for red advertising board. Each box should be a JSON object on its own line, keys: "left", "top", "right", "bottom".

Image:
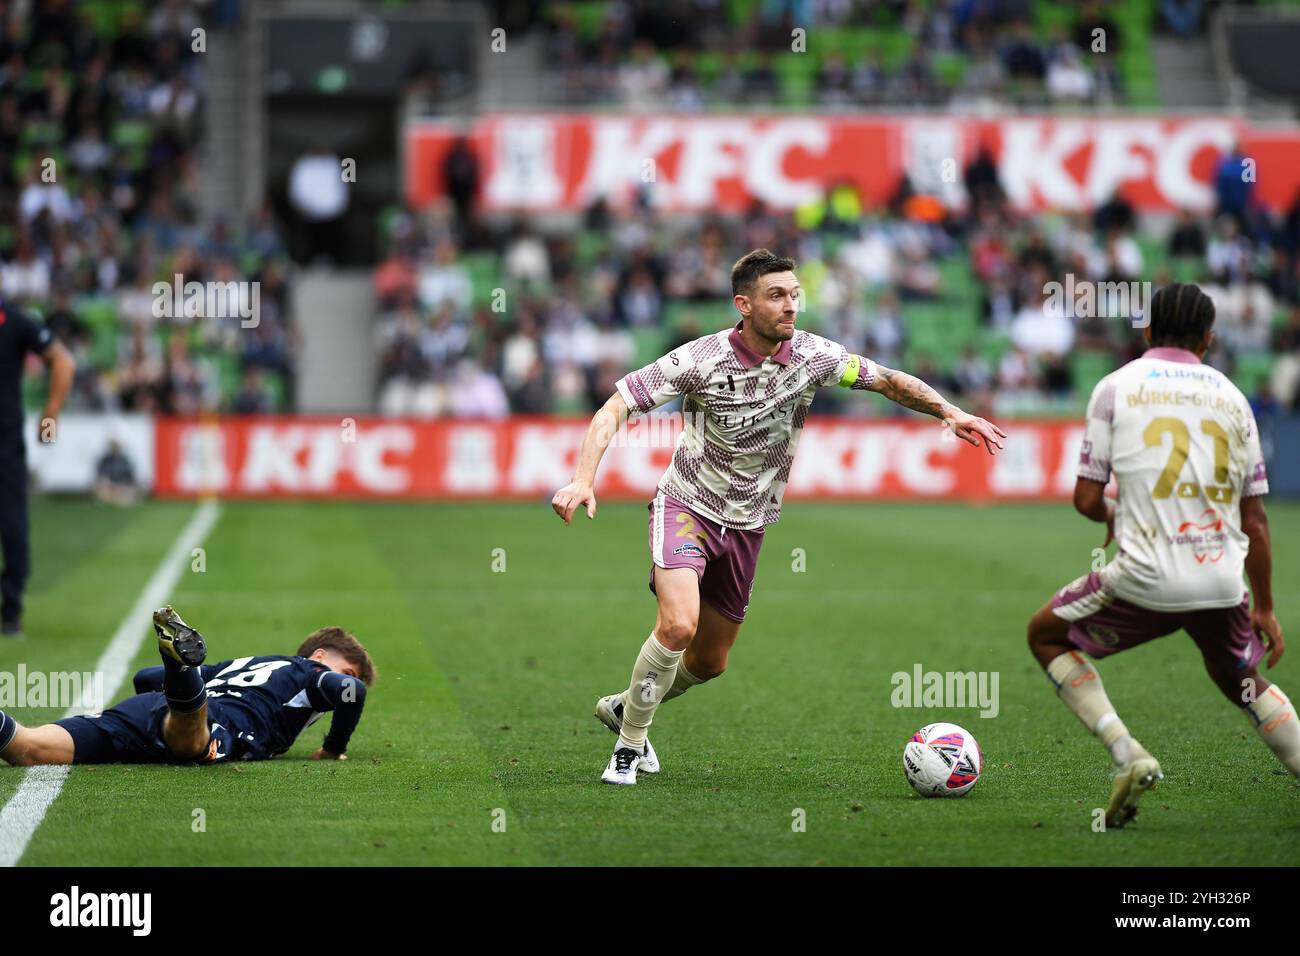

{"left": 406, "top": 114, "right": 1300, "bottom": 214}
{"left": 153, "top": 416, "right": 1088, "bottom": 501}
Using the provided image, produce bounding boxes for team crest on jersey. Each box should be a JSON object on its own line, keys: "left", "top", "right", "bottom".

{"left": 1085, "top": 624, "right": 1121, "bottom": 647}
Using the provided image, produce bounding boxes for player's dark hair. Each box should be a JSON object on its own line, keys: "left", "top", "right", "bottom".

{"left": 298, "top": 627, "right": 377, "bottom": 687}
{"left": 1148, "top": 282, "right": 1215, "bottom": 351}
{"left": 731, "top": 248, "right": 795, "bottom": 296}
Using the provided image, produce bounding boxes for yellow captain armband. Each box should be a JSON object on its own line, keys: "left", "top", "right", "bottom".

{"left": 837, "top": 354, "right": 861, "bottom": 388}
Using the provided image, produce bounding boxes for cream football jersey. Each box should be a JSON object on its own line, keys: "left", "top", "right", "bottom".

{"left": 616, "top": 322, "right": 876, "bottom": 529}
{"left": 1078, "top": 346, "right": 1269, "bottom": 611}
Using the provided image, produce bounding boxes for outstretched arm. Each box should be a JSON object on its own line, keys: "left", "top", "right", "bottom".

{"left": 551, "top": 391, "right": 630, "bottom": 524}
{"left": 865, "top": 364, "right": 1006, "bottom": 454}
{"left": 309, "top": 671, "right": 367, "bottom": 759}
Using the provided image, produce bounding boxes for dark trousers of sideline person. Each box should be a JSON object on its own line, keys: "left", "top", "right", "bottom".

{"left": 0, "top": 428, "right": 29, "bottom": 630}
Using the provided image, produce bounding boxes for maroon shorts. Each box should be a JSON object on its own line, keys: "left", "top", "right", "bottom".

{"left": 647, "top": 492, "right": 764, "bottom": 622}
{"left": 1050, "top": 571, "right": 1264, "bottom": 673}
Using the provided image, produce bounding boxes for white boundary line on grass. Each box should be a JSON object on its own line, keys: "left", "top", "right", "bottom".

{"left": 0, "top": 499, "right": 221, "bottom": 867}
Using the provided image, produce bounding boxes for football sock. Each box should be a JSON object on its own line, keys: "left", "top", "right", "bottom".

{"left": 0, "top": 709, "right": 15, "bottom": 754}
{"left": 1244, "top": 684, "right": 1300, "bottom": 777}
{"left": 617, "top": 632, "right": 682, "bottom": 751}
{"left": 160, "top": 654, "right": 206, "bottom": 714}
{"left": 662, "top": 660, "right": 705, "bottom": 702}
{"left": 1045, "top": 651, "right": 1134, "bottom": 765}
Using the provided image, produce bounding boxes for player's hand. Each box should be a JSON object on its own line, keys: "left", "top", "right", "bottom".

{"left": 1102, "top": 498, "right": 1116, "bottom": 548}
{"left": 1252, "top": 607, "right": 1285, "bottom": 668}
{"left": 311, "top": 748, "right": 347, "bottom": 760}
{"left": 944, "top": 409, "right": 1006, "bottom": 456}
{"left": 552, "top": 480, "right": 596, "bottom": 524}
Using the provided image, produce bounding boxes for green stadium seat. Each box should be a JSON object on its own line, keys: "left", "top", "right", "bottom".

{"left": 876, "top": 29, "right": 915, "bottom": 71}
{"left": 76, "top": 297, "right": 121, "bottom": 369}
{"left": 111, "top": 120, "right": 152, "bottom": 151}
{"left": 630, "top": 326, "right": 666, "bottom": 368}
{"left": 1070, "top": 351, "right": 1116, "bottom": 397}
{"left": 932, "top": 51, "right": 969, "bottom": 88}
{"left": 1233, "top": 353, "right": 1274, "bottom": 397}
{"left": 265, "top": 372, "right": 287, "bottom": 412}
{"left": 774, "top": 53, "right": 816, "bottom": 107}
{"left": 694, "top": 51, "right": 723, "bottom": 85}
{"left": 569, "top": 1, "right": 607, "bottom": 41}
{"left": 461, "top": 252, "right": 501, "bottom": 309}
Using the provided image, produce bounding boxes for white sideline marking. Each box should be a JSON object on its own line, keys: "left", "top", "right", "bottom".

{"left": 0, "top": 499, "right": 221, "bottom": 866}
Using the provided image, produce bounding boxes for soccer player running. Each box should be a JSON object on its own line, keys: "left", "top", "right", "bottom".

{"left": 1027, "top": 283, "right": 1294, "bottom": 828}
{"left": 552, "top": 249, "right": 1006, "bottom": 784}
{"left": 0, "top": 607, "right": 375, "bottom": 766}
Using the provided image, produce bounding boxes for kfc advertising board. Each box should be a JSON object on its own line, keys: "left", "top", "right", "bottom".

{"left": 153, "top": 416, "right": 1088, "bottom": 501}
{"left": 405, "top": 114, "right": 1300, "bottom": 215}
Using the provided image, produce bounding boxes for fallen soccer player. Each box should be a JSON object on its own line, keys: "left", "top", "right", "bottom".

{"left": 0, "top": 607, "right": 375, "bottom": 765}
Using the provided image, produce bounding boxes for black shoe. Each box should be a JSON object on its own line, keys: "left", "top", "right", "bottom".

{"left": 1, "top": 621, "right": 23, "bottom": 639}
{"left": 153, "top": 606, "right": 207, "bottom": 666}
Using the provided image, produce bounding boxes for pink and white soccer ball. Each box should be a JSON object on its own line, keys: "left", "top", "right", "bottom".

{"left": 903, "top": 722, "right": 982, "bottom": 797}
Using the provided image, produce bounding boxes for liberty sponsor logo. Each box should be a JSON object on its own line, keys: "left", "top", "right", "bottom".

{"left": 1143, "top": 365, "right": 1223, "bottom": 387}
{"left": 50, "top": 886, "right": 151, "bottom": 936}
{"left": 890, "top": 663, "right": 1000, "bottom": 718}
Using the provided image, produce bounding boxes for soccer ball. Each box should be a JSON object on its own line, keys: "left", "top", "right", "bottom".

{"left": 903, "top": 722, "right": 982, "bottom": 797}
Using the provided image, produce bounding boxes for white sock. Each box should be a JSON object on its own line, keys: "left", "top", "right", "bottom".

{"left": 662, "top": 660, "right": 705, "bottom": 702}
{"left": 1046, "top": 651, "right": 1134, "bottom": 765}
{"left": 617, "top": 632, "right": 682, "bottom": 750}
{"left": 1244, "top": 684, "right": 1300, "bottom": 777}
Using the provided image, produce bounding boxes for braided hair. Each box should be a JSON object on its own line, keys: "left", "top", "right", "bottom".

{"left": 1148, "top": 282, "right": 1215, "bottom": 351}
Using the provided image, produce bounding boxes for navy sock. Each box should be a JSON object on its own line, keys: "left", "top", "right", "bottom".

{"left": 0, "top": 709, "right": 16, "bottom": 753}
{"left": 161, "top": 655, "right": 206, "bottom": 713}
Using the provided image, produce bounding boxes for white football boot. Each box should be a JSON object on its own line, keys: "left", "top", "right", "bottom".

{"left": 601, "top": 744, "right": 643, "bottom": 785}
{"left": 594, "top": 694, "right": 659, "bottom": 773}
{"left": 1106, "top": 741, "right": 1163, "bottom": 829}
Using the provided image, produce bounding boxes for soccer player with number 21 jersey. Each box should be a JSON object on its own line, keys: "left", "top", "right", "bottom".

{"left": 1028, "top": 283, "right": 1295, "bottom": 827}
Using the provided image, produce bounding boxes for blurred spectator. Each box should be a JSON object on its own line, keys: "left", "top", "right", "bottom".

{"left": 94, "top": 440, "right": 139, "bottom": 507}
{"left": 442, "top": 136, "right": 480, "bottom": 240}
{"left": 288, "top": 143, "right": 348, "bottom": 264}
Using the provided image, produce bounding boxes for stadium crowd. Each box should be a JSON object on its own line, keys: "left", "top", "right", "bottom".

{"left": 373, "top": 142, "right": 1300, "bottom": 425}
{"left": 537, "top": 0, "right": 1130, "bottom": 109}
{"left": 0, "top": 0, "right": 296, "bottom": 416}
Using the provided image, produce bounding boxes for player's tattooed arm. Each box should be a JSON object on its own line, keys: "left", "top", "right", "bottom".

{"left": 867, "top": 364, "right": 1007, "bottom": 455}
{"left": 867, "top": 365, "right": 954, "bottom": 418}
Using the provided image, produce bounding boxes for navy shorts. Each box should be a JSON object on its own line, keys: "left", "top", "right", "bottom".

{"left": 55, "top": 691, "right": 236, "bottom": 765}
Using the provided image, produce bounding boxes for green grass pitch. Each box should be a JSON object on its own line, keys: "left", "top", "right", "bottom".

{"left": 1, "top": 497, "right": 1297, "bottom": 866}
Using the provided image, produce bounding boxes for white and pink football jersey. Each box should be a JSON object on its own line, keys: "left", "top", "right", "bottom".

{"left": 616, "top": 322, "right": 876, "bottom": 529}
{"left": 1078, "top": 346, "right": 1268, "bottom": 611}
